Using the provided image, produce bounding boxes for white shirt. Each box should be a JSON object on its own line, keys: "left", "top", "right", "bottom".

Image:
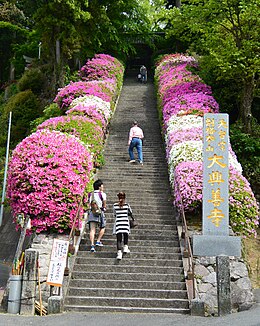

{"left": 128, "top": 126, "right": 144, "bottom": 145}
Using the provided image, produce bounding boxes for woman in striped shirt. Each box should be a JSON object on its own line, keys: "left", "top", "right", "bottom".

{"left": 113, "top": 192, "right": 132, "bottom": 260}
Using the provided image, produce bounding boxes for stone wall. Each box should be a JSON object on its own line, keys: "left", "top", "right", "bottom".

{"left": 193, "top": 254, "right": 255, "bottom": 316}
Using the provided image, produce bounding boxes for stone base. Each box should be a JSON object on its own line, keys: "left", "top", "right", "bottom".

{"left": 48, "top": 296, "right": 63, "bottom": 314}
{"left": 193, "top": 235, "right": 241, "bottom": 257}
{"left": 190, "top": 299, "right": 205, "bottom": 316}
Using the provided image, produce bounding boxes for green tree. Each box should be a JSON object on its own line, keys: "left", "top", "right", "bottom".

{"left": 79, "top": 0, "right": 152, "bottom": 61}
{"left": 0, "top": 2, "right": 29, "bottom": 83}
{"left": 165, "top": 0, "right": 260, "bottom": 133}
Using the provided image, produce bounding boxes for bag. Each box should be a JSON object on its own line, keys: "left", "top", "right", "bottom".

{"left": 127, "top": 204, "right": 137, "bottom": 228}
{"left": 90, "top": 200, "right": 101, "bottom": 216}
{"left": 130, "top": 218, "right": 137, "bottom": 229}
{"left": 89, "top": 191, "right": 102, "bottom": 217}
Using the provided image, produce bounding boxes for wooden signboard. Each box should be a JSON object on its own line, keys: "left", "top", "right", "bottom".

{"left": 47, "top": 239, "right": 69, "bottom": 287}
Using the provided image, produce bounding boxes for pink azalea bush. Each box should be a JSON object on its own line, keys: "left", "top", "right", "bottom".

{"left": 66, "top": 103, "right": 107, "bottom": 129}
{"left": 66, "top": 94, "right": 112, "bottom": 126}
{"left": 7, "top": 130, "right": 93, "bottom": 233}
{"left": 79, "top": 54, "right": 124, "bottom": 110}
{"left": 174, "top": 162, "right": 259, "bottom": 238}
{"left": 37, "top": 116, "right": 105, "bottom": 167}
{"left": 54, "top": 80, "right": 114, "bottom": 111}
{"left": 7, "top": 53, "right": 125, "bottom": 234}
{"left": 155, "top": 53, "right": 259, "bottom": 237}
{"left": 79, "top": 53, "right": 124, "bottom": 85}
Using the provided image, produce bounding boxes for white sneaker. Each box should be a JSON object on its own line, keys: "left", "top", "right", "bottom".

{"left": 129, "top": 160, "right": 135, "bottom": 163}
{"left": 123, "top": 245, "right": 130, "bottom": 254}
{"left": 116, "top": 250, "right": 122, "bottom": 260}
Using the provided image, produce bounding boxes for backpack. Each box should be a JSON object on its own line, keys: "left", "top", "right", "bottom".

{"left": 89, "top": 192, "right": 103, "bottom": 216}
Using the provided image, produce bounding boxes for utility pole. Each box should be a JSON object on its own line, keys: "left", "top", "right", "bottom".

{"left": 0, "top": 111, "right": 12, "bottom": 226}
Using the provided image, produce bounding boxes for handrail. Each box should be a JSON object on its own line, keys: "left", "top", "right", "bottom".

{"left": 68, "top": 197, "right": 83, "bottom": 241}
{"left": 64, "top": 196, "right": 84, "bottom": 275}
{"left": 175, "top": 182, "right": 195, "bottom": 300}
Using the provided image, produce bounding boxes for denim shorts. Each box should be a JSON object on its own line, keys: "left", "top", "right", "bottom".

{"left": 88, "top": 211, "right": 106, "bottom": 229}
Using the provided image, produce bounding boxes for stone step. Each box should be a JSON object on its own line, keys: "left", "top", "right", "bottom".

{"left": 105, "top": 199, "right": 174, "bottom": 206}
{"left": 64, "top": 296, "right": 189, "bottom": 309}
{"left": 73, "top": 264, "right": 184, "bottom": 275}
{"left": 103, "top": 184, "right": 170, "bottom": 189}
{"left": 65, "top": 76, "right": 189, "bottom": 315}
{"left": 103, "top": 215, "right": 177, "bottom": 222}
{"left": 71, "top": 271, "right": 185, "bottom": 282}
{"left": 96, "top": 235, "right": 179, "bottom": 243}
{"left": 103, "top": 223, "right": 177, "bottom": 231}
{"left": 100, "top": 228, "right": 178, "bottom": 237}
{"left": 75, "top": 257, "right": 183, "bottom": 267}
{"left": 64, "top": 304, "right": 190, "bottom": 314}
{"left": 101, "top": 221, "right": 177, "bottom": 229}
{"left": 80, "top": 238, "right": 180, "bottom": 247}
{"left": 67, "top": 287, "right": 188, "bottom": 299}
{"left": 67, "top": 279, "right": 186, "bottom": 290}
{"left": 77, "top": 248, "right": 182, "bottom": 257}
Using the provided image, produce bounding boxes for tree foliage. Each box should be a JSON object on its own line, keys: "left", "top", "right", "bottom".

{"left": 164, "top": 0, "right": 260, "bottom": 133}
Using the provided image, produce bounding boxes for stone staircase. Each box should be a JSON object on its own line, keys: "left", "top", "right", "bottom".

{"left": 64, "top": 74, "right": 190, "bottom": 314}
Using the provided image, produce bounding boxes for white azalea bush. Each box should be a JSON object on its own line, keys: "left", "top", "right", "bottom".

{"left": 155, "top": 53, "right": 259, "bottom": 237}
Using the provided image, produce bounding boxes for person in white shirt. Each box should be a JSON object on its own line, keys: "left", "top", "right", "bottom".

{"left": 128, "top": 120, "right": 144, "bottom": 165}
{"left": 87, "top": 179, "right": 107, "bottom": 252}
{"left": 140, "top": 65, "right": 147, "bottom": 83}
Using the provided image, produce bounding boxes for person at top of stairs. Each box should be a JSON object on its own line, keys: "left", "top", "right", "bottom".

{"left": 113, "top": 192, "right": 132, "bottom": 260}
{"left": 87, "top": 179, "right": 107, "bottom": 253}
{"left": 128, "top": 120, "right": 144, "bottom": 165}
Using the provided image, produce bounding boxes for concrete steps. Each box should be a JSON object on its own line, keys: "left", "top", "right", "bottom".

{"left": 64, "top": 76, "right": 190, "bottom": 314}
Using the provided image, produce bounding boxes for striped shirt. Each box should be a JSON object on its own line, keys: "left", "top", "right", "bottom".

{"left": 113, "top": 203, "right": 132, "bottom": 234}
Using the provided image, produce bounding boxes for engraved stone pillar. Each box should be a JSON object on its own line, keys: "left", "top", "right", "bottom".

{"left": 20, "top": 249, "right": 38, "bottom": 315}
{"left": 217, "top": 256, "right": 231, "bottom": 316}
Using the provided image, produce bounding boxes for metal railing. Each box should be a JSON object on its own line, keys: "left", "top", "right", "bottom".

{"left": 175, "top": 182, "right": 195, "bottom": 300}
{"left": 64, "top": 197, "right": 84, "bottom": 276}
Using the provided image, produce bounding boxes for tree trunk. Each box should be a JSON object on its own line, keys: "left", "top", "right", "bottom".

{"left": 176, "top": 0, "right": 181, "bottom": 8}
{"left": 56, "top": 39, "right": 61, "bottom": 64}
{"left": 239, "top": 75, "right": 255, "bottom": 134}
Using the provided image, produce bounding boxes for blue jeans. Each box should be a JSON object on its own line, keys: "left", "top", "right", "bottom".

{"left": 129, "top": 138, "right": 143, "bottom": 162}
{"left": 141, "top": 73, "right": 147, "bottom": 82}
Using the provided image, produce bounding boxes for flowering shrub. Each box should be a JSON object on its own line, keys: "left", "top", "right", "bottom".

{"left": 173, "top": 162, "right": 259, "bottom": 237}
{"left": 66, "top": 104, "right": 107, "bottom": 129}
{"left": 7, "top": 53, "right": 125, "bottom": 234}
{"left": 67, "top": 95, "right": 112, "bottom": 123}
{"left": 162, "top": 92, "right": 219, "bottom": 124}
{"left": 54, "top": 80, "right": 113, "bottom": 111}
{"left": 37, "top": 116, "right": 105, "bottom": 167}
{"left": 155, "top": 53, "right": 259, "bottom": 237}
{"left": 79, "top": 53, "right": 124, "bottom": 86}
{"left": 7, "top": 130, "right": 93, "bottom": 233}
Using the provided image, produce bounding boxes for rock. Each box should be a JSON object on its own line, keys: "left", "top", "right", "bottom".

{"left": 200, "top": 287, "right": 218, "bottom": 316}
{"left": 196, "top": 257, "right": 216, "bottom": 266}
{"left": 230, "top": 261, "right": 248, "bottom": 280}
{"left": 235, "top": 277, "right": 252, "bottom": 290}
{"left": 207, "top": 265, "right": 214, "bottom": 273}
{"left": 198, "top": 283, "right": 213, "bottom": 293}
{"left": 203, "top": 272, "right": 217, "bottom": 285}
{"left": 231, "top": 282, "right": 254, "bottom": 310}
{"left": 194, "top": 264, "right": 210, "bottom": 278}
